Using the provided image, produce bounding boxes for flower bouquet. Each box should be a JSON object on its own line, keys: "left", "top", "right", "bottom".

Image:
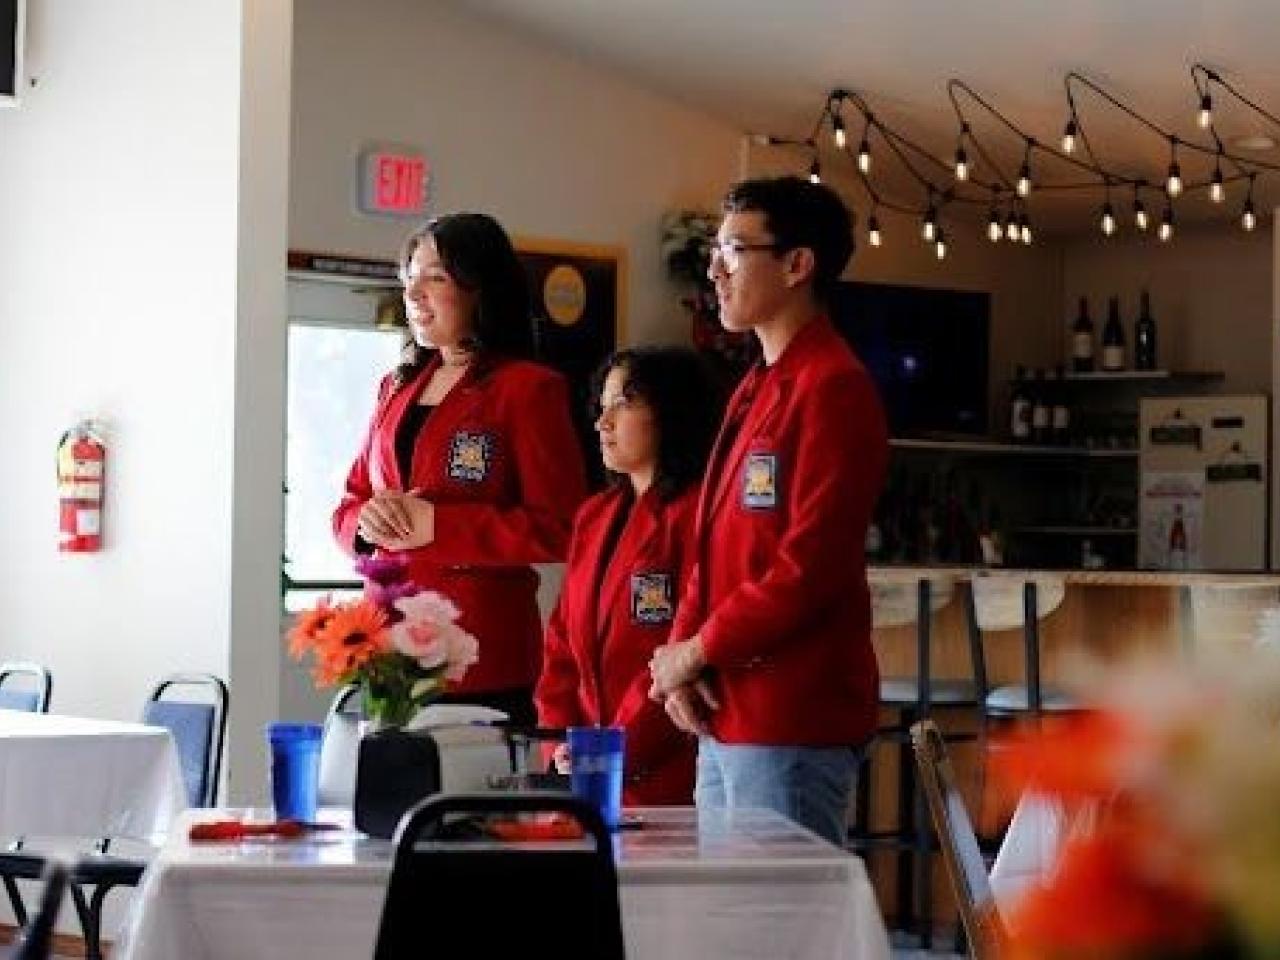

{"left": 287, "top": 554, "right": 478, "bottom": 729}
{"left": 993, "top": 650, "right": 1280, "bottom": 959}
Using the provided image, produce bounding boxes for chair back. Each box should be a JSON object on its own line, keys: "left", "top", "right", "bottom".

{"left": 374, "top": 792, "right": 625, "bottom": 960}
{"left": 318, "top": 684, "right": 362, "bottom": 808}
{"left": 10, "top": 858, "right": 68, "bottom": 960}
{"left": 910, "top": 719, "right": 1006, "bottom": 960}
{"left": 0, "top": 662, "right": 52, "bottom": 713}
{"left": 140, "top": 674, "right": 228, "bottom": 807}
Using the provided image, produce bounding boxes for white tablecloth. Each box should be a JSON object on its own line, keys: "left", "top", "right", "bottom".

{"left": 0, "top": 709, "right": 187, "bottom": 840}
{"left": 116, "top": 806, "right": 890, "bottom": 960}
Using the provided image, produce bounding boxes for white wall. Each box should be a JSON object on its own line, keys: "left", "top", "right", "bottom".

{"left": 0, "top": 0, "right": 292, "bottom": 808}
{"left": 289, "top": 0, "right": 743, "bottom": 349}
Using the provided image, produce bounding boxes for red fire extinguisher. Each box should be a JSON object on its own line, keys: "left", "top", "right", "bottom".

{"left": 57, "top": 421, "right": 106, "bottom": 553}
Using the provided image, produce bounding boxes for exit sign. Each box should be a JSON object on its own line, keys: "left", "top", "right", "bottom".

{"left": 357, "top": 144, "right": 429, "bottom": 217}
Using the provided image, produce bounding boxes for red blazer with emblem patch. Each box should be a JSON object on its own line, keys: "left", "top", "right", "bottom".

{"left": 668, "top": 318, "right": 889, "bottom": 746}
{"left": 334, "top": 354, "right": 587, "bottom": 695}
{"left": 536, "top": 485, "right": 698, "bottom": 806}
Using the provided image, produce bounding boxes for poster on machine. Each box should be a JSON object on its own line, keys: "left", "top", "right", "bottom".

{"left": 1139, "top": 471, "right": 1204, "bottom": 570}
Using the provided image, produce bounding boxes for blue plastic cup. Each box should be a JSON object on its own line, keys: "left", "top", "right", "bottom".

{"left": 567, "top": 726, "right": 625, "bottom": 830}
{"left": 267, "top": 722, "right": 322, "bottom": 822}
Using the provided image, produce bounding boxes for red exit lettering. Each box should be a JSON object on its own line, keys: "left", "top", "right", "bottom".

{"left": 373, "top": 155, "right": 426, "bottom": 214}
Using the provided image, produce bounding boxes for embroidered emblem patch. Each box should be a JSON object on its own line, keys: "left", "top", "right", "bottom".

{"left": 631, "top": 572, "right": 674, "bottom": 625}
{"left": 741, "top": 452, "right": 778, "bottom": 509}
{"left": 447, "top": 431, "right": 494, "bottom": 483}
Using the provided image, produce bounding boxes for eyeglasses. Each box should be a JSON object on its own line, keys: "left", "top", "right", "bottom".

{"left": 709, "top": 239, "right": 782, "bottom": 275}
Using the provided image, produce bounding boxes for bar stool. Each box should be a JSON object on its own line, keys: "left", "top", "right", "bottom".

{"left": 852, "top": 576, "right": 987, "bottom": 948}
{"left": 968, "top": 577, "right": 1080, "bottom": 719}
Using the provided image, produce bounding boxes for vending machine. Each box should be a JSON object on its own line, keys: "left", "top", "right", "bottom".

{"left": 1139, "top": 395, "right": 1270, "bottom": 570}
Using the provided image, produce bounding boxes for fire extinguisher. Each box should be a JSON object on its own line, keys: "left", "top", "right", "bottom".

{"left": 56, "top": 420, "right": 106, "bottom": 553}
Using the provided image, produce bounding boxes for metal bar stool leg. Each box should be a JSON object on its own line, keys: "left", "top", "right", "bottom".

{"left": 911, "top": 577, "right": 934, "bottom": 948}
{"left": 1023, "top": 581, "right": 1043, "bottom": 719}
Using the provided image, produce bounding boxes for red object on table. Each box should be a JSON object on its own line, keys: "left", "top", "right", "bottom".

{"left": 189, "top": 820, "right": 324, "bottom": 842}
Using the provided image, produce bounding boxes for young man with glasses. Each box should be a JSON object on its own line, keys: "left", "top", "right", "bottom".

{"left": 648, "top": 176, "right": 888, "bottom": 847}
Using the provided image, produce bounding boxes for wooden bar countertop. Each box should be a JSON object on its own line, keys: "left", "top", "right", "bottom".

{"left": 868, "top": 564, "right": 1280, "bottom": 588}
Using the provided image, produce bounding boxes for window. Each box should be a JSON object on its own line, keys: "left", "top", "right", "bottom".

{"left": 284, "top": 286, "right": 403, "bottom": 612}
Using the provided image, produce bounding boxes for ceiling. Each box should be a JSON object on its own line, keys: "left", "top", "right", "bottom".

{"left": 451, "top": 0, "right": 1280, "bottom": 235}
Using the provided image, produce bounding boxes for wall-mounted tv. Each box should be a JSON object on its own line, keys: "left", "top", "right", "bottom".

{"left": 1, "top": 0, "right": 24, "bottom": 106}
{"left": 830, "top": 280, "right": 990, "bottom": 437}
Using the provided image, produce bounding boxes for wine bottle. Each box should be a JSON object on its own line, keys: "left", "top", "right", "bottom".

{"left": 1101, "top": 295, "right": 1126, "bottom": 371}
{"left": 1071, "top": 297, "right": 1095, "bottom": 373}
{"left": 1030, "top": 368, "right": 1050, "bottom": 444}
{"left": 1051, "top": 363, "right": 1071, "bottom": 445}
{"left": 1009, "top": 365, "right": 1031, "bottom": 443}
{"left": 1134, "top": 288, "right": 1158, "bottom": 371}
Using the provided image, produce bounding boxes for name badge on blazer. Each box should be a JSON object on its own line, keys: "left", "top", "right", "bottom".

{"left": 447, "top": 431, "right": 494, "bottom": 483}
{"left": 741, "top": 452, "right": 779, "bottom": 510}
{"left": 631, "top": 572, "right": 674, "bottom": 625}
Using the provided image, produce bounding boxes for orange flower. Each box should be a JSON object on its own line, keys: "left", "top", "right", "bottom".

{"left": 287, "top": 597, "right": 336, "bottom": 660}
{"left": 1006, "top": 827, "right": 1217, "bottom": 958}
{"left": 308, "top": 599, "right": 390, "bottom": 687}
{"left": 991, "top": 710, "right": 1141, "bottom": 803}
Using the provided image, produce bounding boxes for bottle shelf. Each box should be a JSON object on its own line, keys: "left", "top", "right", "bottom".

{"left": 1060, "top": 370, "right": 1224, "bottom": 384}
{"left": 890, "top": 438, "right": 1138, "bottom": 459}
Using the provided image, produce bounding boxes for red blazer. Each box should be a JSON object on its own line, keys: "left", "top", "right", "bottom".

{"left": 536, "top": 485, "right": 698, "bottom": 806}
{"left": 334, "top": 354, "right": 587, "bottom": 694}
{"left": 669, "top": 318, "right": 889, "bottom": 746}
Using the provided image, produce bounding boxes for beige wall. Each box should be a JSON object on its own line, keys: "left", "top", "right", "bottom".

{"left": 1060, "top": 223, "right": 1272, "bottom": 394}
{"left": 290, "top": 0, "right": 742, "bottom": 348}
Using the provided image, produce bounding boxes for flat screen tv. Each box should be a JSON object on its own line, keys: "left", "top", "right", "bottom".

{"left": 1, "top": 0, "right": 23, "bottom": 106}
{"left": 829, "top": 280, "right": 990, "bottom": 437}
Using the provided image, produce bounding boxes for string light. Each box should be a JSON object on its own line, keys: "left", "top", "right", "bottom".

{"left": 1242, "top": 175, "right": 1258, "bottom": 231}
{"left": 1061, "top": 117, "right": 1078, "bottom": 154}
{"left": 1100, "top": 201, "right": 1116, "bottom": 236}
{"left": 988, "top": 206, "right": 1002, "bottom": 242}
{"left": 1198, "top": 92, "right": 1213, "bottom": 129}
{"left": 1166, "top": 139, "right": 1183, "bottom": 197}
{"left": 1159, "top": 203, "right": 1175, "bottom": 241}
{"left": 1211, "top": 162, "right": 1225, "bottom": 204}
{"left": 922, "top": 202, "right": 938, "bottom": 242}
{"left": 832, "top": 113, "right": 847, "bottom": 150}
{"left": 1005, "top": 211, "right": 1020, "bottom": 241}
{"left": 1134, "top": 186, "right": 1150, "bottom": 231}
{"left": 809, "top": 157, "right": 821, "bottom": 185}
{"left": 1020, "top": 214, "right": 1033, "bottom": 245}
{"left": 857, "top": 137, "right": 872, "bottom": 174}
{"left": 1017, "top": 147, "right": 1033, "bottom": 197}
{"left": 868, "top": 211, "right": 882, "bottom": 247}
{"left": 954, "top": 123, "right": 970, "bottom": 181}
{"left": 935, "top": 228, "right": 947, "bottom": 260}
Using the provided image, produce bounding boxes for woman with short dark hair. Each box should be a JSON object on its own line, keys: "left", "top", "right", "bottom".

{"left": 535, "top": 346, "right": 722, "bottom": 805}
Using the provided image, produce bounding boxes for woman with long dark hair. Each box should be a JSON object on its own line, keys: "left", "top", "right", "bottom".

{"left": 535, "top": 346, "right": 722, "bottom": 804}
{"left": 334, "top": 213, "right": 587, "bottom": 725}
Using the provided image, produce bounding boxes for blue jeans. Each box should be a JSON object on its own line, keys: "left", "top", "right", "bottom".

{"left": 694, "top": 737, "right": 863, "bottom": 847}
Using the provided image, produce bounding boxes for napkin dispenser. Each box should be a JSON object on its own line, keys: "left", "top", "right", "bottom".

{"left": 354, "top": 728, "right": 441, "bottom": 839}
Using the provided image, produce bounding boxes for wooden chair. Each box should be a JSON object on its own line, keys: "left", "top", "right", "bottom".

{"left": 909, "top": 719, "right": 1007, "bottom": 960}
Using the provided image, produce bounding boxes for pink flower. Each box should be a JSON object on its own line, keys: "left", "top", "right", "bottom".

{"left": 391, "top": 590, "right": 478, "bottom": 682}
{"left": 394, "top": 590, "right": 461, "bottom": 625}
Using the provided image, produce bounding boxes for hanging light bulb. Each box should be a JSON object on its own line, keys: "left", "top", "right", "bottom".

{"left": 1134, "top": 190, "right": 1150, "bottom": 231}
{"left": 857, "top": 138, "right": 872, "bottom": 174}
{"left": 1020, "top": 215, "right": 1033, "bottom": 245}
{"left": 832, "top": 114, "right": 847, "bottom": 150}
{"left": 1159, "top": 204, "right": 1174, "bottom": 242}
{"left": 954, "top": 146, "right": 969, "bottom": 182}
{"left": 922, "top": 204, "right": 937, "bottom": 242}
{"left": 1242, "top": 176, "right": 1258, "bottom": 231}
{"left": 1198, "top": 92, "right": 1213, "bottom": 130}
{"left": 988, "top": 209, "right": 1002, "bottom": 242}
{"left": 935, "top": 228, "right": 947, "bottom": 261}
{"left": 1166, "top": 141, "right": 1182, "bottom": 197}
{"left": 1017, "top": 159, "right": 1032, "bottom": 197}
{"left": 1061, "top": 118, "right": 1078, "bottom": 154}
{"left": 1005, "top": 212, "right": 1020, "bottom": 241}
{"left": 1211, "top": 165, "right": 1225, "bottom": 204}
{"left": 809, "top": 158, "right": 821, "bottom": 185}
{"left": 868, "top": 212, "right": 882, "bottom": 247}
{"left": 1101, "top": 201, "right": 1116, "bottom": 236}
{"left": 1242, "top": 198, "right": 1257, "bottom": 232}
